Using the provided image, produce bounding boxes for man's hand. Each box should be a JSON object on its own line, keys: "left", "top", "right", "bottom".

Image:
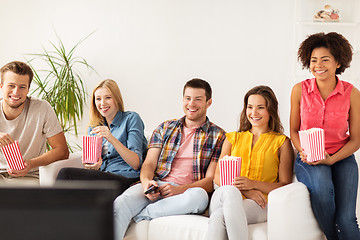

{"left": 7, "top": 159, "right": 33, "bottom": 177}
{"left": 0, "top": 132, "right": 14, "bottom": 148}
{"left": 241, "top": 189, "right": 267, "bottom": 209}
{"left": 158, "top": 183, "right": 185, "bottom": 198}
{"left": 143, "top": 180, "right": 160, "bottom": 202}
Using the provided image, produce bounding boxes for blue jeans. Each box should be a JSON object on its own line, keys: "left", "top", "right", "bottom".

{"left": 295, "top": 154, "right": 360, "bottom": 240}
{"left": 113, "top": 181, "right": 209, "bottom": 240}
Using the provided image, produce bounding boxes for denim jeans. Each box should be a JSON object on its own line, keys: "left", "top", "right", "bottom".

{"left": 295, "top": 154, "right": 360, "bottom": 240}
{"left": 113, "top": 181, "right": 209, "bottom": 240}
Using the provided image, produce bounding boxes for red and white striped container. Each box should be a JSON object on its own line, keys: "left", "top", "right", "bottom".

{"left": 219, "top": 155, "right": 241, "bottom": 186}
{"left": 1, "top": 141, "right": 25, "bottom": 170}
{"left": 299, "top": 128, "right": 325, "bottom": 162}
{"left": 82, "top": 136, "right": 103, "bottom": 164}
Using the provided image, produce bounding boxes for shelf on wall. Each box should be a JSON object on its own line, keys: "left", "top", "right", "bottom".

{"left": 293, "top": 0, "right": 360, "bottom": 84}
{"left": 296, "top": 21, "right": 359, "bottom": 27}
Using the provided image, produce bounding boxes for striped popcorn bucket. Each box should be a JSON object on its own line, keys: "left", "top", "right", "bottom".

{"left": 1, "top": 141, "right": 25, "bottom": 170}
{"left": 82, "top": 136, "right": 103, "bottom": 164}
{"left": 299, "top": 128, "right": 325, "bottom": 162}
{"left": 219, "top": 155, "right": 241, "bottom": 186}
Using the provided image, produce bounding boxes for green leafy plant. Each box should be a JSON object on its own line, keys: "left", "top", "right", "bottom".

{"left": 26, "top": 33, "right": 96, "bottom": 151}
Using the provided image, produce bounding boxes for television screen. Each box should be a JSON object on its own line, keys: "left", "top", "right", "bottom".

{"left": 0, "top": 181, "right": 119, "bottom": 240}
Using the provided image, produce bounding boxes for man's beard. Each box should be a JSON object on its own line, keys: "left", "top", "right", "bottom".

{"left": 4, "top": 98, "right": 26, "bottom": 109}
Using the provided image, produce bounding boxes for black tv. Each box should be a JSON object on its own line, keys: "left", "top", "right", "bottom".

{"left": 0, "top": 181, "right": 119, "bottom": 240}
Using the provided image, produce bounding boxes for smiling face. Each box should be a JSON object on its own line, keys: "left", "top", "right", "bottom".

{"left": 246, "top": 94, "right": 270, "bottom": 130}
{"left": 183, "top": 87, "right": 212, "bottom": 127}
{"left": 310, "top": 47, "right": 340, "bottom": 82}
{"left": 0, "top": 71, "right": 30, "bottom": 111}
{"left": 94, "top": 87, "right": 118, "bottom": 124}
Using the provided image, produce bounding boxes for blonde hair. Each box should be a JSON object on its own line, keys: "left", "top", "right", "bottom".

{"left": 89, "top": 79, "right": 125, "bottom": 127}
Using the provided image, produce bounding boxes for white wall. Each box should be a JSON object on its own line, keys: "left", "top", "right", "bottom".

{"left": 0, "top": 0, "right": 351, "bottom": 137}
{"left": 1, "top": 0, "right": 359, "bottom": 221}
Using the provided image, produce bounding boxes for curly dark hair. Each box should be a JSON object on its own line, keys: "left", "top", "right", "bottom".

{"left": 297, "top": 32, "right": 353, "bottom": 75}
{"left": 239, "top": 85, "right": 284, "bottom": 134}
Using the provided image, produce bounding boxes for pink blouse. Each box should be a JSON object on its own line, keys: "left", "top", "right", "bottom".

{"left": 300, "top": 78, "right": 353, "bottom": 154}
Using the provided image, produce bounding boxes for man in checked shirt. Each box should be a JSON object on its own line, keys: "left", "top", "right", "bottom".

{"left": 114, "top": 78, "right": 226, "bottom": 240}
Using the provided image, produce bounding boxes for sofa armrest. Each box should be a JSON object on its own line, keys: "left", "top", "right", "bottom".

{"left": 267, "top": 182, "right": 325, "bottom": 240}
{"left": 39, "top": 151, "right": 83, "bottom": 186}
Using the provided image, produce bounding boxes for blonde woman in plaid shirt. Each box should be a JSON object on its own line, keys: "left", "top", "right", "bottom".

{"left": 114, "top": 79, "right": 226, "bottom": 240}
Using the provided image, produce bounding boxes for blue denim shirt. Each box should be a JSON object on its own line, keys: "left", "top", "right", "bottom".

{"left": 88, "top": 111, "right": 147, "bottom": 178}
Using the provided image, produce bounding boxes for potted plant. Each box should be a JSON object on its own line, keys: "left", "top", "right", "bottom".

{"left": 26, "top": 33, "right": 96, "bottom": 151}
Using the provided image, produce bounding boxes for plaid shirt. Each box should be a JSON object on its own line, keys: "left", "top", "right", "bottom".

{"left": 149, "top": 116, "right": 226, "bottom": 181}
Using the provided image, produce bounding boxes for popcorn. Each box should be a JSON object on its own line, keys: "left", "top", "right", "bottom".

{"left": 219, "top": 155, "right": 241, "bottom": 186}
{"left": 82, "top": 136, "right": 103, "bottom": 164}
{"left": 1, "top": 141, "right": 26, "bottom": 170}
{"left": 299, "top": 128, "right": 325, "bottom": 162}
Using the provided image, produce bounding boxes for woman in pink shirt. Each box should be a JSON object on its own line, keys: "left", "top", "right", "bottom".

{"left": 290, "top": 32, "right": 360, "bottom": 240}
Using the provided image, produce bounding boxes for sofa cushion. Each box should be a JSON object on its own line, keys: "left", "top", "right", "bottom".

{"left": 248, "top": 222, "right": 267, "bottom": 240}
{"left": 124, "top": 220, "right": 149, "bottom": 240}
{"left": 149, "top": 215, "right": 208, "bottom": 240}
{"left": 124, "top": 215, "right": 267, "bottom": 240}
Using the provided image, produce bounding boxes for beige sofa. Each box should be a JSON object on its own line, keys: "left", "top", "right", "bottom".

{"left": 39, "top": 151, "right": 360, "bottom": 240}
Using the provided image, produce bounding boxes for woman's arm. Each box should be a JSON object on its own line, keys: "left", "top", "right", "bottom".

{"left": 289, "top": 83, "right": 302, "bottom": 152}
{"left": 234, "top": 138, "right": 294, "bottom": 194}
{"left": 91, "top": 113, "right": 145, "bottom": 170}
{"left": 92, "top": 126, "right": 141, "bottom": 169}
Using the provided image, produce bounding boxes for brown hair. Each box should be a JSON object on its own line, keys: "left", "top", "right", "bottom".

{"left": 298, "top": 32, "right": 353, "bottom": 75}
{"left": 0, "top": 61, "right": 33, "bottom": 86}
{"left": 89, "top": 79, "right": 125, "bottom": 127}
{"left": 239, "top": 85, "right": 283, "bottom": 134}
{"left": 183, "top": 78, "right": 212, "bottom": 101}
